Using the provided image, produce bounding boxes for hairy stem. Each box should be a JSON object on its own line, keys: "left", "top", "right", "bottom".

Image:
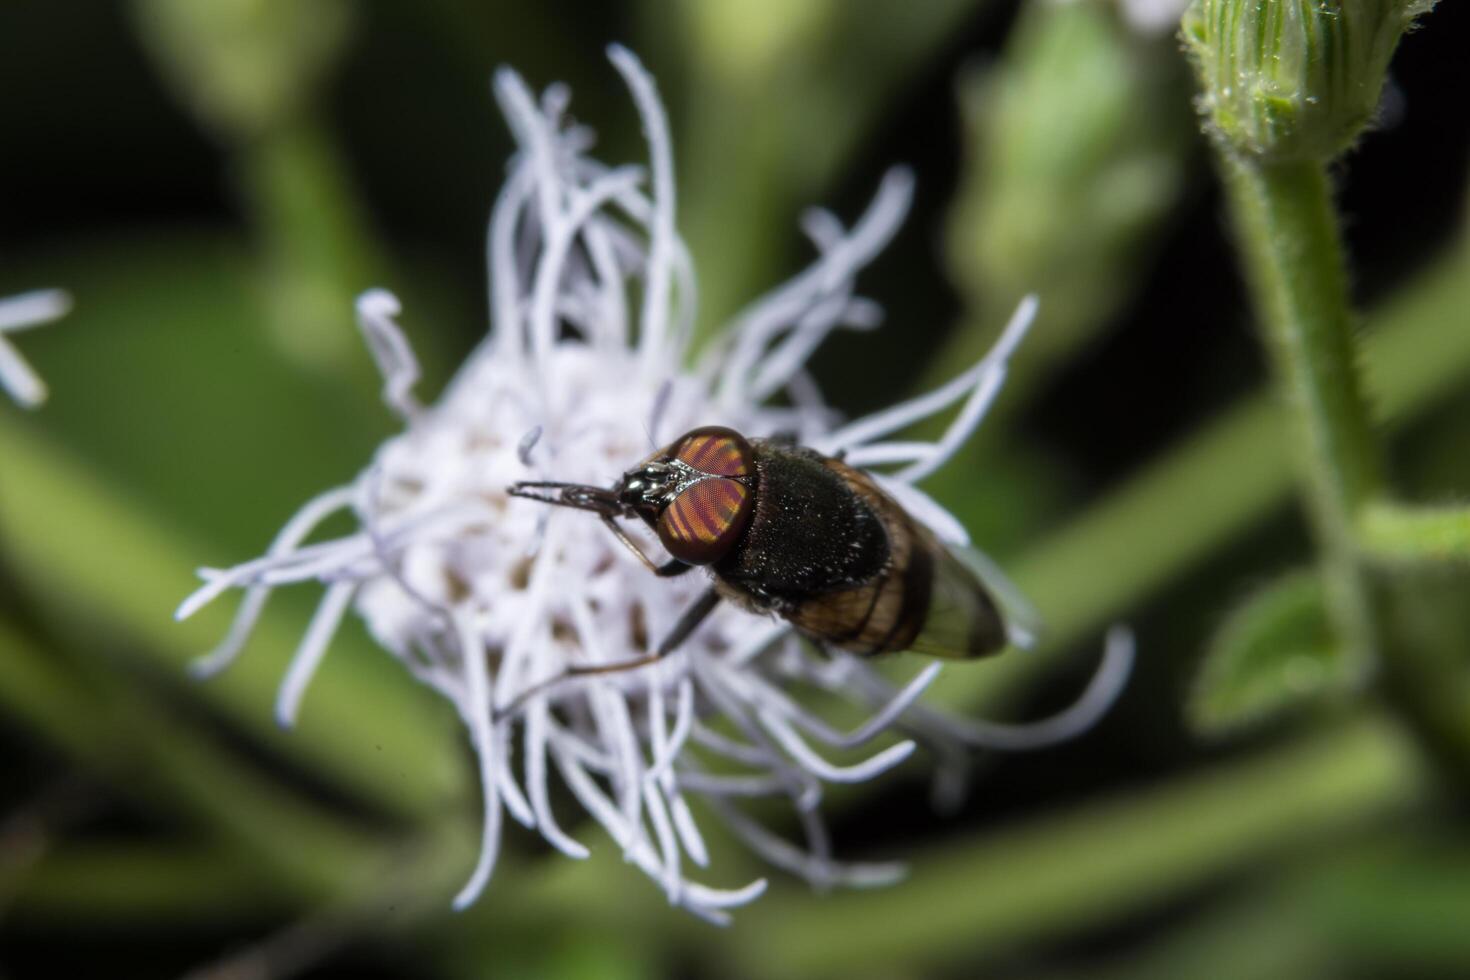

{"left": 1220, "top": 153, "right": 1470, "bottom": 785}
{"left": 1221, "top": 155, "right": 1382, "bottom": 676}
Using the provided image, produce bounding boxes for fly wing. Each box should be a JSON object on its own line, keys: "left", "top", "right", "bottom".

{"left": 905, "top": 543, "right": 1011, "bottom": 659}
{"left": 947, "top": 544, "right": 1043, "bottom": 651}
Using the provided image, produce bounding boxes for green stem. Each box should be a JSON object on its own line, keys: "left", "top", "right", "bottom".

{"left": 1221, "top": 155, "right": 1381, "bottom": 676}
{"left": 1219, "top": 155, "right": 1470, "bottom": 785}
{"left": 733, "top": 715, "right": 1420, "bottom": 978}
{"left": 240, "top": 117, "right": 382, "bottom": 383}
{"left": 1037, "top": 888, "right": 1338, "bottom": 980}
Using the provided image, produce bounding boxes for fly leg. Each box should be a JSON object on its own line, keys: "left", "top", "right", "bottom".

{"left": 493, "top": 587, "right": 721, "bottom": 721}
{"left": 599, "top": 514, "right": 691, "bottom": 577}
{"left": 569, "top": 586, "right": 720, "bottom": 675}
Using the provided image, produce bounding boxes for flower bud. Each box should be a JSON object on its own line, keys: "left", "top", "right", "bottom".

{"left": 1183, "top": 0, "right": 1435, "bottom": 160}
{"left": 131, "top": 0, "right": 351, "bottom": 140}
{"left": 947, "top": 0, "right": 1190, "bottom": 390}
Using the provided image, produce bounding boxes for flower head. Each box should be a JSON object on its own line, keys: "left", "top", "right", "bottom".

{"left": 0, "top": 289, "right": 70, "bottom": 408}
{"left": 179, "top": 46, "right": 1131, "bottom": 923}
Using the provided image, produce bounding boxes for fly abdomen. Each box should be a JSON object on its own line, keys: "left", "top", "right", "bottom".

{"left": 780, "top": 488, "right": 934, "bottom": 657}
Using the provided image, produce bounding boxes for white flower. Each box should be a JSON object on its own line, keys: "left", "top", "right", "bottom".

{"left": 178, "top": 46, "right": 1132, "bottom": 924}
{"left": 0, "top": 289, "right": 70, "bottom": 408}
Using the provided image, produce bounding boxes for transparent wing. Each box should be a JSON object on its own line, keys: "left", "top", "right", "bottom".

{"left": 906, "top": 544, "right": 1015, "bottom": 659}
{"left": 948, "top": 544, "right": 1043, "bottom": 650}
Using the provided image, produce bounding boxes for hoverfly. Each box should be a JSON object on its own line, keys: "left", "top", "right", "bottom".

{"left": 509, "top": 425, "right": 1035, "bottom": 683}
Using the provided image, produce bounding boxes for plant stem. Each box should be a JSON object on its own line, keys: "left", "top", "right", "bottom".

{"left": 1219, "top": 154, "right": 1470, "bottom": 785}
{"left": 733, "top": 715, "right": 1420, "bottom": 978}
{"left": 1221, "top": 155, "right": 1382, "bottom": 677}
{"left": 240, "top": 117, "right": 382, "bottom": 384}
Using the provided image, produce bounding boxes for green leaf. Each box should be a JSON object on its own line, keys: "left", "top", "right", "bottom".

{"left": 1189, "top": 569, "right": 1351, "bottom": 735}
{"left": 1303, "top": 837, "right": 1470, "bottom": 972}
{"left": 2, "top": 234, "right": 389, "bottom": 554}
{"left": 9, "top": 843, "right": 281, "bottom": 921}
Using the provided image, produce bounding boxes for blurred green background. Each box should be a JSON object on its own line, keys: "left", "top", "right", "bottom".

{"left": 1, "top": 1, "right": 1468, "bottom": 977}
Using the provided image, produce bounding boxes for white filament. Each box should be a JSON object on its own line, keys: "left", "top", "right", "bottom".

{"left": 0, "top": 289, "right": 70, "bottom": 408}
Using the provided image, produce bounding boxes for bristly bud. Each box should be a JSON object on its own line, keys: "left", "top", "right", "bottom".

{"left": 1183, "top": 0, "right": 1437, "bottom": 160}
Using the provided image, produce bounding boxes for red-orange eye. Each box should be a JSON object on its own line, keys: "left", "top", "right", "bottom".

{"left": 657, "top": 476, "right": 753, "bottom": 565}
{"left": 669, "top": 426, "right": 753, "bottom": 478}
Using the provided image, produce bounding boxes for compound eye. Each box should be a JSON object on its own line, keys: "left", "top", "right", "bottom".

{"left": 657, "top": 476, "right": 753, "bottom": 565}
{"left": 667, "top": 426, "right": 753, "bottom": 477}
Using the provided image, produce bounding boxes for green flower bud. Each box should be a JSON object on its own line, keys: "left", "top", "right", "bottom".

{"left": 1183, "top": 0, "right": 1435, "bottom": 160}
{"left": 132, "top": 0, "right": 352, "bottom": 140}
{"left": 947, "top": 0, "right": 1190, "bottom": 380}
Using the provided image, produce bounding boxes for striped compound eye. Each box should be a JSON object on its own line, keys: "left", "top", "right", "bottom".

{"left": 656, "top": 427, "right": 755, "bottom": 565}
